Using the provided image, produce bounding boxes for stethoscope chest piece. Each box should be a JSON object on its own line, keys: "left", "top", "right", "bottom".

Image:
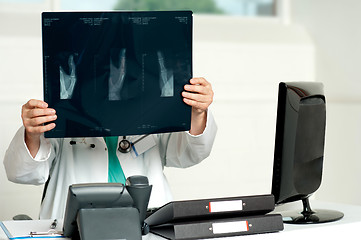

{"left": 118, "top": 138, "right": 131, "bottom": 153}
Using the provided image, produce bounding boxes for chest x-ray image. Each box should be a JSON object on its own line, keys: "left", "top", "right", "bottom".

{"left": 42, "top": 11, "right": 192, "bottom": 138}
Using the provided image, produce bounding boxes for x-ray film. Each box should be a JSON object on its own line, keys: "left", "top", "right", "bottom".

{"left": 42, "top": 11, "right": 192, "bottom": 138}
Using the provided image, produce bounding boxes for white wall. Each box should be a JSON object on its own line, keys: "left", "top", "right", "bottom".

{"left": 167, "top": 0, "right": 361, "bottom": 208}
{"left": 0, "top": 12, "right": 45, "bottom": 221}
{"left": 164, "top": 15, "right": 315, "bottom": 200}
{"left": 289, "top": 0, "right": 361, "bottom": 206}
{"left": 0, "top": 2, "right": 58, "bottom": 220}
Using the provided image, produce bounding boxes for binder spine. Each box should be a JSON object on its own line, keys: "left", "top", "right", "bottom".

{"left": 146, "top": 194, "right": 276, "bottom": 227}
{"left": 152, "top": 214, "right": 284, "bottom": 240}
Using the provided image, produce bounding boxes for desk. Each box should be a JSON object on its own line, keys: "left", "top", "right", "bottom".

{"left": 1, "top": 201, "right": 361, "bottom": 240}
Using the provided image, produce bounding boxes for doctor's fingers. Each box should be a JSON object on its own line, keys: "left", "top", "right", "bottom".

{"left": 184, "top": 82, "right": 213, "bottom": 96}
{"left": 182, "top": 91, "right": 213, "bottom": 105}
{"left": 189, "top": 77, "right": 211, "bottom": 86}
{"left": 189, "top": 77, "right": 213, "bottom": 91}
{"left": 23, "top": 114, "right": 57, "bottom": 130}
{"left": 183, "top": 98, "right": 210, "bottom": 111}
{"left": 25, "top": 122, "right": 56, "bottom": 134}
{"left": 182, "top": 91, "right": 213, "bottom": 111}
{"left": 22, "top": 106, "right": 56, "bottom": 120}
{"left": 24, "top": 99, "right": 48, "bottom": 110}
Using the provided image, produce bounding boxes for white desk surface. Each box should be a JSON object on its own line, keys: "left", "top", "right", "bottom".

{"left": 1, "top": 201, "right": 360, "bottom": 240}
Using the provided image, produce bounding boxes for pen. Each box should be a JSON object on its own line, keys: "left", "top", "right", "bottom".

{"left": 50, "top": 219, "right": 58, "bottom": 229}
{"left": 30, "top": 229, "right": 63, "bottom": 236}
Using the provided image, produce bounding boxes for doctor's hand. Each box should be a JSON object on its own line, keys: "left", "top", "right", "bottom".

{"left": 182, "top": 77, "right": 214, "bottom": 135}
{"left": 21, "top": 99, "right": 57, "bottom": 157}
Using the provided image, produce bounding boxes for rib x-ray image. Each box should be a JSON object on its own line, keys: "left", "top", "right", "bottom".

{"left": 42, "top": 11, "right": 193, "bottom": 138}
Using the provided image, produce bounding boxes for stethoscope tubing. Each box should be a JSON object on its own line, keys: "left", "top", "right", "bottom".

{"left": 69, "top": 134, "right": 150, "bottom": 153}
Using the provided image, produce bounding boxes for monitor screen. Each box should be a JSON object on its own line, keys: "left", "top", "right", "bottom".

{"left": 42, "top": 11, "right": 193, "bottom": 138}
{"left": 271, "top": 82, "right": 344, "bottom": 224}
{"left": 272, "top": 81, "right": 326, "bottom": 204}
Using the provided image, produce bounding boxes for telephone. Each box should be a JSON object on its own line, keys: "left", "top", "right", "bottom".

{"left": 63, "top": 175, "right": 152, "bottom": 240}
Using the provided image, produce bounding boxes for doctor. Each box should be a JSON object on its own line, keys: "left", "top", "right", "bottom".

{"left": 4, "top": 77, "right": 217, "bottom": 219}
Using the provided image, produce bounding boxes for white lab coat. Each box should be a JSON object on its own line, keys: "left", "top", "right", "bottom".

{"left": 3, "top": 112, "right": 217, "bottom": 219}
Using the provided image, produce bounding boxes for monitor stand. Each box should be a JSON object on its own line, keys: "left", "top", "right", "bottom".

{"left": 281, "top": 197, "right": 344, "bottom": 224}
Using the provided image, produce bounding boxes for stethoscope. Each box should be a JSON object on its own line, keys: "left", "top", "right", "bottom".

{"left": 69, "top": 135, "right": 149, "bottom": 153}
{"left": 118, "top": 136, "right": 132, "bottom": 153}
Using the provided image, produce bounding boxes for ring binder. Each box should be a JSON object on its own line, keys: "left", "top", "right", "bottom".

{"left": 145, "top": 194, "right": 284, "bottom": 239}
{"left": 150, "top": 214, "right": 284, "bottom": 240}
{"left": 145, "top": 194, "right": 276, "bottom": 226}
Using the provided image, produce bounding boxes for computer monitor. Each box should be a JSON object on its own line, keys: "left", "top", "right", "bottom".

{"left": 271, "top": 82, "right": 344, "bottom": 224}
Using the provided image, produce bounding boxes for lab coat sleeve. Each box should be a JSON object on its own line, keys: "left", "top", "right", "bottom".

{"left": 160, "top": 110, "right": 217, "bottom": 168}
{"left": 3, "top": 126, "right": 56, "bottom": 185}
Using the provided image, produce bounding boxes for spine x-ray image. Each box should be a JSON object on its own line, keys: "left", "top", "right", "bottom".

{"left": 157, "top": 51, "right": 174, "bottom": 97}
{"left": 59, "top": 54, "right": 77, "bottom": 99}
{"left": 109, "top": 48, "right": 127, "bottom": 101}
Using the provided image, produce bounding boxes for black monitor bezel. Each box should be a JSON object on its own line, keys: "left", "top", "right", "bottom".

{"left": 271, "top": 81, "right": 326, "bottom": 204}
